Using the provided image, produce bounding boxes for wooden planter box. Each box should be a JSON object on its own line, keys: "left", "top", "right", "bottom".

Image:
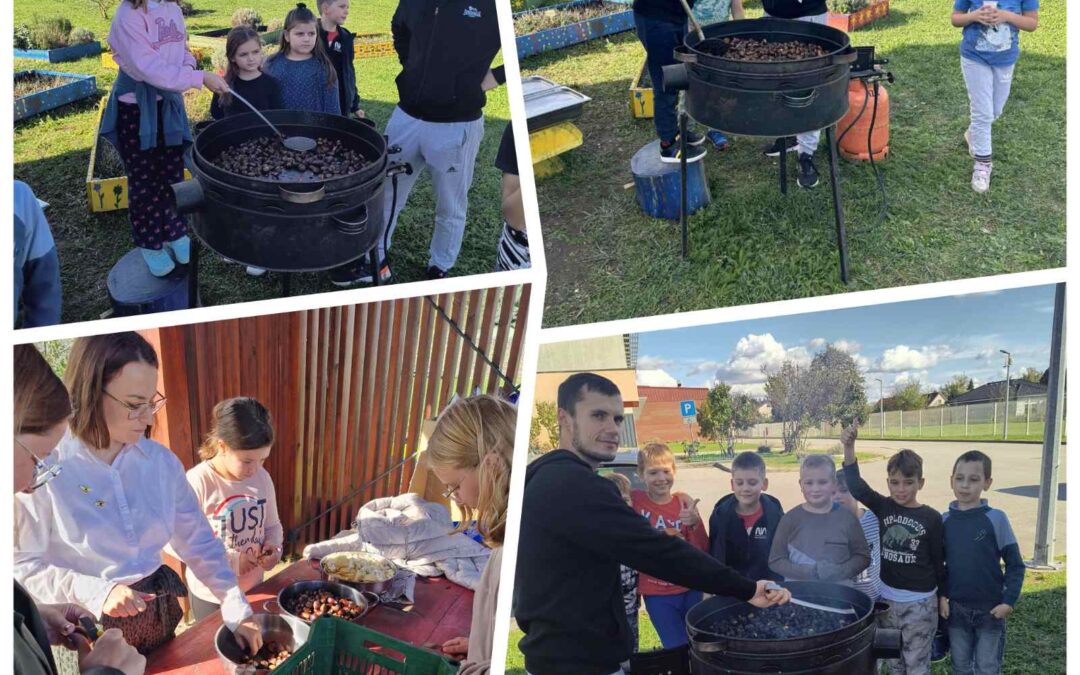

{"left": 15, "top": 70, "right": 97, "bottom": 122}
{"left": 14, "top": 40, "right": 102, "bottom": 63}
{"left": 355, "top": 33, "right": 395, "bottom": 59}
{"left": 827, "top": 0, "right": 890, "bottom": 32}
{"left": 629, "top": 56, "right": 653, "bottom": 119}
{"left": 86, "top": 99, "right": 192, "bottom": 213}
{"left": 516, "top": 0, "right": 635, "bottom": 60}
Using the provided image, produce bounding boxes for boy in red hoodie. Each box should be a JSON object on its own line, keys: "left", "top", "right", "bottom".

{"left": 631, "top": 442, "right": 709, "bottom": 648}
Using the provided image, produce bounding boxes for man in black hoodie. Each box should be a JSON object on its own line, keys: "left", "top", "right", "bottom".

{"left": 517, "top": 373, "right": 790, "bottom": 675}
{"left": 359, "top": 0, "right": 505, "bottom": 284}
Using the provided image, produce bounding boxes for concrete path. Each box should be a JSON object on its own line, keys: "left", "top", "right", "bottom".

{"left": 674, "top": 439, "right": 1067, "bottom": 559}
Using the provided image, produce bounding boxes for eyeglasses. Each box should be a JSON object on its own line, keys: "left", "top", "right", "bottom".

{"left": 16, "top": 438, "right": 62, "bottom": 491}
{"left": 441, "top": 481, "right": 462, "bottom": 501}
{"left": 103, "top": 390, "right": 167, "bottom": 420}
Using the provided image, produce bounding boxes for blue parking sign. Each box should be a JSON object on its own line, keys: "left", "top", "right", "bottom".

{"left": 680, "top": 400, "right": 697, "bottom": 418}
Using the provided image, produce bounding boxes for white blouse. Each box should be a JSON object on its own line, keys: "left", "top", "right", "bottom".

{"left": 14, "top": 433, "right": 253, "bottom": 631}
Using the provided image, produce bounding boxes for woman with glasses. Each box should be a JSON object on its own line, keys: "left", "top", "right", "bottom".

{"left": 15, "top": 333, "right": 264, "bottom": 664}
{"left": 15, "top": 343, "right": 145, "bottom": 675}
{"left": 425, "top": 395, "right": 515, "bottom": 675}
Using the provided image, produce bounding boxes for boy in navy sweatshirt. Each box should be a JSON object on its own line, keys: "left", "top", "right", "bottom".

{"left": 709, "top": 451, "right": 784, "bottom": 582}
{"left": 941, "top": 450, "right": 1025, "bottom": 675}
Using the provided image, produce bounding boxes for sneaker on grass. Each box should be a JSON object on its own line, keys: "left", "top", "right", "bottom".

{"left": 797, "top": 153, "right": 820, "bottom": 189}
{"left": 762, "top": 137, "right": 798, "bottom": 157}
{"left": 330, "top": 258, "right": 392, "bottom": 287}
{"left": 971, "top": 161, "right": 992, "bottom": 193}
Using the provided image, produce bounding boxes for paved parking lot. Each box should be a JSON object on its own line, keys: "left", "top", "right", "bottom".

{"left": 674, "top": 439, "right": 1067, "bottom": 559}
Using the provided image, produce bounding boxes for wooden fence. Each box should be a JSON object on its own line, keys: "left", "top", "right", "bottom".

{"left": 146, "top": 285, "right": 530, "bottom": 554}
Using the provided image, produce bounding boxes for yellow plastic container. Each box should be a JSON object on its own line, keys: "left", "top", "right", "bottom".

{"left": 528, "top": 122, "right": 584, "bottom": 178}
{"left": 629, "top": 56, "right": 653, "bottom": 119}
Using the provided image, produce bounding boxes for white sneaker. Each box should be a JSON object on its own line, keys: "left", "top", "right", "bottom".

{"left": 246, "top": 266, "right": 267, "bottom": 277}
{"left": 971, "top": 161, "right": 992, "bottom": 193}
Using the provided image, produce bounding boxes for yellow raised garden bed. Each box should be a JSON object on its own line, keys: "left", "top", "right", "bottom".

{"left": 629, "top": 56, "right": 653, "bottom": 119}
{"left": 355, "top": 33, "right": 395, "bottom": 59}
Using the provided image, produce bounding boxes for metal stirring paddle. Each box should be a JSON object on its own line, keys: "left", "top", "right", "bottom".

{"left": 765, "top": 582, "right": 858, "bottom": 616}
{"left": 226, "top": 86, "right": 317, "bottom": 153}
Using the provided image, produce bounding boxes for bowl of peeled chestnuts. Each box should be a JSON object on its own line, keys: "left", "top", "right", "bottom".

{"left": 215, "top": 613, "right": 309, "bottom": 674}
{"left": 270, "top": 580, "right": 377, "bottom": 626}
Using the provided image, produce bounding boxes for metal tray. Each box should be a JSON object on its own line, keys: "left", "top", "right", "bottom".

{"left": 523, "top": 78, "right": 592, "bottom": 131}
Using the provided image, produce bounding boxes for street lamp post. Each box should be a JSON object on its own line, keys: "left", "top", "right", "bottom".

{"left": 1000, "top": 349, "right": 1012, "bottom": 440}
{"left": 875, "top": 378, "right": 884, "bottom": 437}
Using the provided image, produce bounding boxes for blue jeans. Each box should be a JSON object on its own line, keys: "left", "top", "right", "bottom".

{"left": 948, "top": 601, "right": 1006, "bottom": 675}
{"left": 634, "top": 13, "right": 686, "bottom": 143}
{"left": 643, "top": 590, "right": 703, "bottom": 648}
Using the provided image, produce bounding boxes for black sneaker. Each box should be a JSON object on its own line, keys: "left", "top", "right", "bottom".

{"left": 330, "top": 258, "right": 392, "bottom": 286}
{"left": 762, "top": 137, "right": 798, "bottom": 157}
{"left": 659, "top": 140, "right": 707, "bottom": 164}
{"left": 678, "top": 130, "right": 707, "bottom": 147}
{"left": 425, "top": 265, "right": 449, "bottom": 280}
{"left": 797, "top": 153, "right": 820, "bottom": 189}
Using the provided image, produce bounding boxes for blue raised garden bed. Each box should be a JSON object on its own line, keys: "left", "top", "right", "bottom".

{"left": 516, "top": 0, "right": 635, "bottom": 59}
{"left": 14, "top": 40, "right": 102, "bottom": 63}
{"left": 15, "top": 70, "right": 98, "bottom": 122}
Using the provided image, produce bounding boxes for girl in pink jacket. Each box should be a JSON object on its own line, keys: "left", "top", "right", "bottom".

{"left": 102, "top": 0, "right": 229, "bottom": 277}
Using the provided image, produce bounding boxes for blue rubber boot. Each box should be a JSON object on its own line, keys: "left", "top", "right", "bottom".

{"left": 163, "top": 235, "right": 191, "bottom": 264}
{"left": 140, "top": 247, "right": 176, "bottom": 277}
{"left": 707, "top": 130, "right": 730, "bottom": 150}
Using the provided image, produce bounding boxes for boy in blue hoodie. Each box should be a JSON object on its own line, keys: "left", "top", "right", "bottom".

{"left": 709, "top": 451, "right": 784, "bottom": 582}
{"left": 13, "top": 181, "right": 61, "bottom": 328}
{"left": 941, "top": 450, "right": 1025, "bottom": 675}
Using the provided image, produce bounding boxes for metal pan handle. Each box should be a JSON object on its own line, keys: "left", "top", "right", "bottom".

{"left": 693, "top": 639, "right": 729, "bottom": 654}
{"left": 333, "top": 204, "right": 369, "bottom": 235}
{"left": 278, "top": 184, "right": 325, "bottom": 204}
{"left": 777, "top": 89, "right": 818, "bottom": 109}
{"left": 262, "top": 598, "right": 282, "bottom": 614}
{"left": 835, "top": 45, "right": 858, "bottom": 65}
{"left": 674, "top": 46, "right": 698, "bottom": 64}
{"left": 359, "top": 591, "right": 380, "bottom": 617}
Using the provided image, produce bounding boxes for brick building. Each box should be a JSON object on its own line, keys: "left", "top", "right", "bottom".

{"left": 636, "top": 386, "right": 709, "bottom": 445}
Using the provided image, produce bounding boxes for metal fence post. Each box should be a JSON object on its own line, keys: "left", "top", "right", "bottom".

{"left": 940, "top": 407, "right": 944, "bottom": 437}
{"left": 993, "top": 402, "right": 998, "bottom": 437}
{"left": 918, "top": 409, "right": 922, "bottom": 437}
{"left": 899, "top": 410, "right": 903, "bottom": 437}
{"left": 1026, "top": 404, "right": 1031, "bottom": 437}
{"left": 1032, "top": 283, "right": 1065, "bottom": 568}
{"left": 965, "top": 406, "right": 969, "bottom": 436}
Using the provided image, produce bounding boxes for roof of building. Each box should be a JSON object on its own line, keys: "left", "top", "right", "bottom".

{"left": 638, "top": 386, "right": 710, "bottom": 402}
{"left": 947, "top": 379, "right": 1048, "bottom": 405}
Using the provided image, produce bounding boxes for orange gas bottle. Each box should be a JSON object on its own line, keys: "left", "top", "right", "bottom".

{"left": 838, "top": 78, "right": 890, "bottom": 161}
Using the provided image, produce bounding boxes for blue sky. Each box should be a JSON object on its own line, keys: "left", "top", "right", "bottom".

{"left": 635, "top": 285, "right": 1059, "bottom": 397}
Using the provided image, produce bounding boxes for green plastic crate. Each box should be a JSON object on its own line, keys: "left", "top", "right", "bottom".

{"left": 275, "top": 617, "right": 458, "bottom": 674}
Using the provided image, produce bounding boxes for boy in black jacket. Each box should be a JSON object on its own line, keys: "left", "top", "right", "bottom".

{"left": 353, "top": 0, "right": 506, "bottom": 285}
{"left": 709, "top": 451, "right": 784, "bottom": 582}
{"left": 317, "top": 0, "right": 363, "bottom": 119}
{"left": 517, "top": 373, "right": 790, "bottom": 675}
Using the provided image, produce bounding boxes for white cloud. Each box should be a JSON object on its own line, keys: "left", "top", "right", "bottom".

{"left": 809, "top": 337, "right": 827, "bottom": 349}
{"left": 711, "top": 333, "right": 811, "bottom": 386}
{"left": 636, "top": 368, "right": 679, "bottom": 387}
{"left": 877, "top": 345, "right": 951, "bottom": 372}
{"left": 832, "top": 339, "right": 863, "bottom": 354}
{"left": 891, "top": 370, "right": 929, "bottom": 388}
{"left": 687, "top": 360, "right": 725, "bottom": 377}
{"left": 637, "top": 355, "right": 675, "bottom": 369}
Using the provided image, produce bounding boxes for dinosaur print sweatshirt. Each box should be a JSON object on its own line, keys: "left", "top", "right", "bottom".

{"left": 841, "top": 461, "right": 946, "bottom": 596}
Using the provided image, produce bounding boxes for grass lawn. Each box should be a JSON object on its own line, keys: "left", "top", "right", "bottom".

{"left": 14, "top": 0, "right": 509, "bottom": 324}
{"left": 505, "top": 565, "right": 1066, "bottom": 674}
{"left": 520, "top": 0, "right": 1066, "bottom": 327}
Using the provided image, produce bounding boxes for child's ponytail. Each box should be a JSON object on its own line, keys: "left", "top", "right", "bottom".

{"left": 278, "top": 2, "right": 338, "bottom": 91}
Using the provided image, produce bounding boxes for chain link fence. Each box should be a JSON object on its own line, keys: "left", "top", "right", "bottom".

{"left": 747, "top": 395, "right": 1056, "bottom": 442}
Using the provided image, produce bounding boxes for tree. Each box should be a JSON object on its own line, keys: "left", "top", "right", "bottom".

{"left": 35, "top": 340, "right": 72, "bottom": 377}
{"left": 1021, "top": 367, "right": 1043, "bottom": 383}
{"left": 968, "top": 378, "right": 975, "bottom": 391}
{"left": 86, "top": 0, "right": 118, "bottom": 20}
{"left": 891, "top": 380, "right": 926, "bottom": 411}
{"left": 529, "top": 401, "right": 559, "bottom": 453}
{"left": 764, "top": 345, "right": 866, "bottom": 454}
{"left": 698, "top": 383, "right": 758, "bottom": 455}
{"left": 941, "top": 374, "right": 971, "bottom": 401}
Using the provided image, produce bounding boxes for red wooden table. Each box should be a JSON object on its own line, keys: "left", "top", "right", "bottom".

{"left": 146, "top": 561, "right": 474, "bottom": 673}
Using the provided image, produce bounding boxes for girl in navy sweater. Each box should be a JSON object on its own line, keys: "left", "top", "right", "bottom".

{"left": 262, "top": 3, "right": 340, "bottom": 114}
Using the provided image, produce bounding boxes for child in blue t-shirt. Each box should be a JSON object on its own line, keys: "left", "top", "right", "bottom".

{"left": 951, "top": 0, "right": 1039, "bottom": 193}
{"left": 941, "top": 450, "right": 1025, "bottom": 675}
